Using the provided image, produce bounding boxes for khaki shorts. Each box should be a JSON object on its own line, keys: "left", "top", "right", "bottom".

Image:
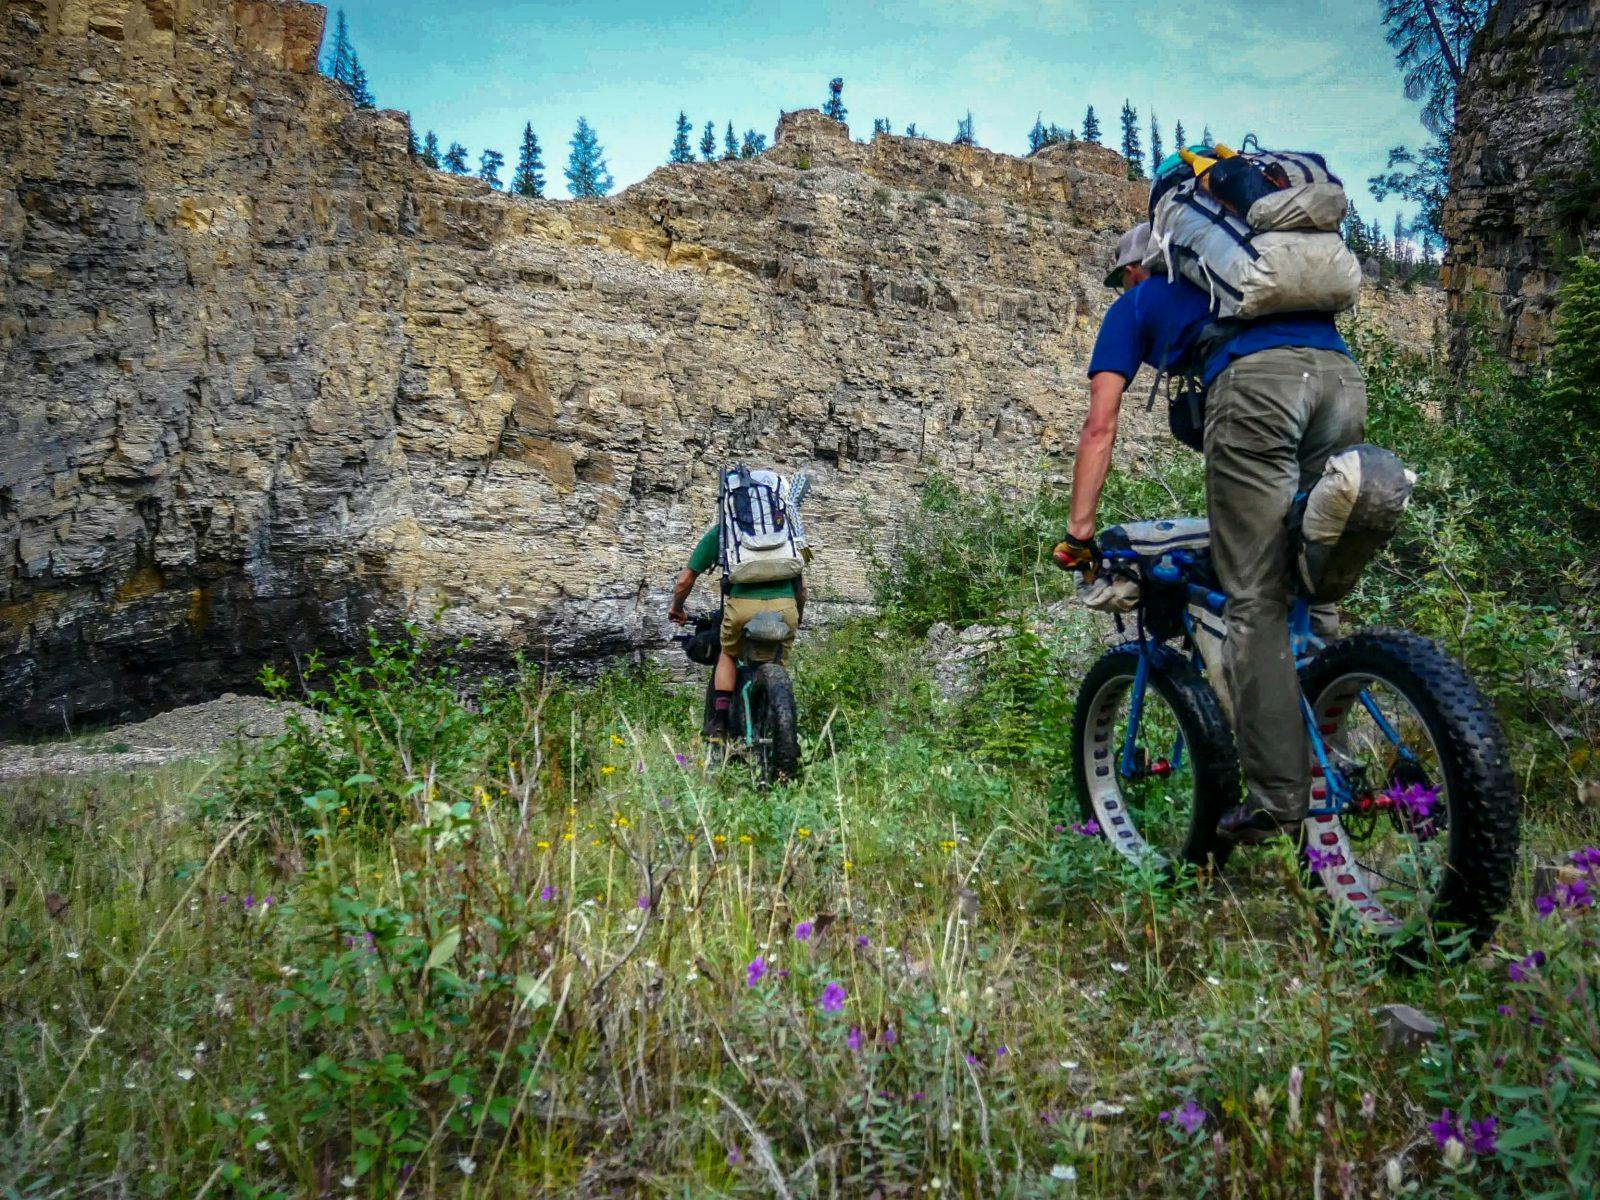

{"left": 720, "top": 596, "right": 799, "bottom": 660}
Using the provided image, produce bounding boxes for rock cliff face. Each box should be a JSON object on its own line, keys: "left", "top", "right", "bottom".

{"left": 1445, "top": 0, "right": 1600, "bottom": 367}
{"left": 0, "top": 0, "right": 1440, "bottom": 733}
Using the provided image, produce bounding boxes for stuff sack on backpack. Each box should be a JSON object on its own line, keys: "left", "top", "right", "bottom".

{"left": 1144, "top": 146, "right": 1360, "bottom": 321}
{"left": 719, "top": 465, "right": 804, "bottom": 585}
{"left": 1290, "top": 445, "right": 1416, "bottom": 604}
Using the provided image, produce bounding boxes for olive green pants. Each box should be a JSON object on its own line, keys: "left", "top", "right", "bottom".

{"left": 1204, "top": 347, "right": 1368, "bottom": 823}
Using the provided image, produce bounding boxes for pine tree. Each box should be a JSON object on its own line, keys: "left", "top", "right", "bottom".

{"left": 422, "top": 131, "right": 441, "bottom": 170}
{"left": 442, "top": 142, "right": 469, "bottom": 174}
{"left": 1028, "top": 113, "right": 1048, "bottom": 154}
{"left": 478, "top": 148, "right": 505, "bottom": 189}
{"left": 1342, "top": 204, "right": 1372, "bottom": 256}
{"left": 739, "top": 129, "right": 767, "bottom": 158}
{"left": 1173, "top": 119, "right": 1187, "bottom": 151}
{"left": 1119, "top": 100, "right": 1144, "bottom": 178}
{"left": 700, "top": 120, "right": 717, "bottom": 161}
{"left": 953, "top": 111, "right": 976, "bottom": 146}
{"left": 324, "top": 9, "right": 354, "bottom": 86}
{"left": 723, "top": 121, "right": 738, "bottom": 161}
{"left": 1149, "top": 112, "right": 1164, "bottom": 171}
{"left": 670, "top": 111, "right": 695, "bottom": 164}
{"left": 1393, "top": 212, "right": 1411, "bottom": 265}
{"left": 512, "top": 123, "right": 544, "bottom": 197}
{"left": 349, "top": 54, "right": 374, "bottom": 108}
{"left": 1201, "top": 124, "right": 1214, "bottom": 148}
{"left": 823, "top": 77, "right": 847, "bottom": 124}
{"left": 1381, "top": 0, "right": 1490, "bottom": 135}
{"left": 873, "top": 117, "right": 891, "bottom": 137}
{"left": 904, "top": 123, "right": 919, "bottom": 138}
{"left": 564, "top": 117, "right": 613, "bottom": 197}
{"left": 1082, "top": 105, "right": 1101, "bottom": 143}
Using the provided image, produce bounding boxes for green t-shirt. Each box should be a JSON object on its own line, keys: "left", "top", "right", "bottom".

{"left": 688, "top": 525, "right": 801, "bottom": 600}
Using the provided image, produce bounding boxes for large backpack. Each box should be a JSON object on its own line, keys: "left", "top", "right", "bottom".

{"left": 1143, "top": 146, "right": 1362, "bottom": 321}
{"left": 718, "top": 465, "right": 804, "bottom": 586}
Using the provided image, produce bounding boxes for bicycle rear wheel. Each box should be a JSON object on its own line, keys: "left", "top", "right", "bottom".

{"left": 752, "top": 663, "right": 800, "bottom": 785}
{"left": 1299, "top": 629, "right": 1518, "bottom": 955}
{"left": 1071, "top": 643, "right": 1237, "bottom": 872}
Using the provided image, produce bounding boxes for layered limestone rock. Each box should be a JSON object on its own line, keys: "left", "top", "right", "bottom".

{"left": 0, "top": 0, "right": 1442, "bottom": 732}
{"left": 1445, "top": 0, "right": 1600, "bottom": 367}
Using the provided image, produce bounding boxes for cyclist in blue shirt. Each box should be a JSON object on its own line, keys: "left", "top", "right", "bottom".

{"left": 1056, "top": 222, "right": 1368, "bottom": 846}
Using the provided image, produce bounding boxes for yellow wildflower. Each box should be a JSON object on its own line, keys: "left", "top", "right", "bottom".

{"left": 610, "top": 735, "right": 625, "bottom": 747}
{"left": 537, "top": 840, "right": 551, "bottom": 851}
{"left": 601, "top": 765, "right": 616, "bottom": 776}
{"left": 843, "top": 860, "right": 853, "bottom": 871}
{"left": 563, "top": 831, "right": 575, "bottom": 842}
{"left": 686, "top": 834, "right": 697, "bottom": 845}
{"left": 941, "top": 840, "right": 958, "bottom": 853}
{"left": 338, "top": 806, "right": 350, "bottom": 816}
{"left": 797, "top": 827, "right": 811, "bottom": 839}
{"left": 738, "top": 834, "right": 753, "bottom": 845}
{"left": 713, "top": 834, "right": 727, "bottom": 845}
{"left": 615, "top": 816, "right": 631, "bottom": 828}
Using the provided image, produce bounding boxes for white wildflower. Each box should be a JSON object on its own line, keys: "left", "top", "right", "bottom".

{"left": 1060, "top": 1060, "right": 1079, "bottom": 1071}
{"left": 1050, "top": 1164, "right": 1078, "bottom": 1181}
{"left": 341, "top": 1175, "right": 357, "bottom": 1188}
{"left": 1109, "top": 962, "right": 1129, "bottom": 974}
{"left": 65, "top": 951, "right": 80, "bottom": 960}
{"left": 176, "top": 1068, "right": 195, "bottom": 1082}
{"left": 1442, "top": 1138, "right": 1465, "bottom": 1169}
{"left": 254, "top": 1140, "right": 270, "bottom": 1152}
{"left": 88, "top": 1026, "right": 106, "bottom": 1036}
{"left": 1385, "top": 1158, "right": 1405, "bottom": 1193}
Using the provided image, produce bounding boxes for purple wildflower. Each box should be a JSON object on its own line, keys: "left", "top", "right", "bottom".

{"left": 1304, "top": 843, "right": 1340, "bottom": 874}
{"left": 1428, "top": 1109, "right": 1460, "bottom": 1150}
{"left": 1070, "top": 820, "right": 1102, "bottom": 837}
{"left": 912, "top": 1092, "right": 925, "bottom": 1102}
{"left": 794, "top": 922, "right": 814, "bottom": 942}
{"left": 540, "top": 885, "right": 556, "bottom": 902}
{"left": 243, "top": 895, "right": 255, "bottom": 910}
{"left": 1053, "top": 824, "right": 1066, "bottom": 833}
{"left": 1173, "top": 1100, "right": 1206, "bottom": 1135}
{"left": 995, "top": 1045, "right": 1008, "bottom": 1060}
{"left": 1041, "top": 1110, "right": 1057, "bottom": 1126}
{"left": 1536, "top": 893, "right": 1558, "bottom": 919}
{"left": 777, "top": 969, "right": 790, "bottom": 979}
{"left": 1497, "top": 1004, "right": 1513, "bottom": 1016}
{"left": 726, "top": 1147, "right": 741, "bottom": 1166}
{"left": 674, "top": 753, "right": 688, "bottom": 766}
{"left": 1570, "top": 846, "right": 1600, "bottom": 874}
{"left": 1387, "top": 782, "right": 1440, "bottom": 819}
{"left": 1559, "top": 879, "right": 1593, "bottom": 909}
{"left": 882, "top": 1026, "right": 897, "bottom": 1046}
{"left": 1469, "top": 1116, "right": 1498, "bottom": 1156}
{"left": 965, "top": 1054, "right": 980, "bottom": 1067}
{"left": 1158, "top": 1110, "right": 1171, "bottom": 1123}
{"left": 1508, "top": 950, "right": 1546, "bottom": 983}
{"left": 856, "top": 934, "right": 870, "bottom": 949}
{"left": 745, "top": 957, "right": 767, "bottom": 987}
{"left": 819, "top": 981, "right": 846, "bottom": 1013}
{"left": 636, "top": 894, "right": 651, "bottom": 910}
{"left": 846, "top": 1026, "right": 863, "bottom": 1052}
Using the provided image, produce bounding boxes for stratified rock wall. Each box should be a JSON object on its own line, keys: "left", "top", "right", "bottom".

{"left": 1445, "top": 0, "right": 1600, "bottom": 367}
{"left": 0, "top": 0, "right": 1442, "bottom": 732}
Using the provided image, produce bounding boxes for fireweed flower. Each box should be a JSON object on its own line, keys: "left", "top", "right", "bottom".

{"left": 745, "top": 957, "right": 767, "bottom": 987}
{"left": 1174, "top": 1100, "right": 1206, "bottom": 1134}
{"left": 819, "top": 981, "right": 847, "bottom": 1012}
{"left": 1508, "top": 950, "right": 1546, "bottom": 983}
{"left": 794, "top": 922, "right": 814, "bottom": 942}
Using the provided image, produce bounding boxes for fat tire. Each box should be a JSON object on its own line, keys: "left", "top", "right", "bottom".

{"left": 754, "top": 663, "right": 800, "bottom": 785}
{"left": 1071, "top": 643, "right": 1238, "bottom": 871}
{"left": 1299, "top": 628, "right": 1518, "bottom": 954}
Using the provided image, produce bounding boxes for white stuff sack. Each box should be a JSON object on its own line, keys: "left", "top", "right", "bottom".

{"left": 1295, "top": 445, "right": 1417, "bottom": 603}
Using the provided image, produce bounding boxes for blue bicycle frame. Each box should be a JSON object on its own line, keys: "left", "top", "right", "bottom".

{"left": 1103, "top": 546, "right": 1414, "bottom": 820}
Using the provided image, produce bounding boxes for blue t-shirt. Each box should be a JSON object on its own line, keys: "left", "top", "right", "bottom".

{"left": 1086, "top": 275, "right": 1350, "bottom": 388}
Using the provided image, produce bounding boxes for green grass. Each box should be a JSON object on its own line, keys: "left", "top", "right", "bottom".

{"left": 1, "top": 334, "right": 1598, "bottom": 1197}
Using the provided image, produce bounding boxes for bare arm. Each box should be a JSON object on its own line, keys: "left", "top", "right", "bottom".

{"left": 668, "top": 567, "right": 698, "bottom": 623}
{"left": 1067, "top": 371, "right": 1128, "bottom": 541}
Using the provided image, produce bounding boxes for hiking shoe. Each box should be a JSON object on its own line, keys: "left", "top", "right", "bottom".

{"left": 1216, "top": 804, "right": 1296, "bottom": 846}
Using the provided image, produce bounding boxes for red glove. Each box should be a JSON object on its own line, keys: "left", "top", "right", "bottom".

{"left": 1052, "top": 533, "right": 1099, "bottom": 580}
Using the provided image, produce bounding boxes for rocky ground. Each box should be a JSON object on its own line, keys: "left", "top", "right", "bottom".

{"left": 0, "top": 693, "right": 316, "bottom": 780}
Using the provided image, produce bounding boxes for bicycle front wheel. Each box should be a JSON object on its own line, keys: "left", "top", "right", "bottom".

{"left": 1299, "top": 628, "right": 1518, "bottom": 955}
{"left": 1071, "top": 643, "right": 1238, "bottom": 872}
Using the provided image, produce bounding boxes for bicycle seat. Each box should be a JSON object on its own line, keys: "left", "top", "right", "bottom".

{"left": 1100, "top": 518, "right": 1210, "bottom": 559}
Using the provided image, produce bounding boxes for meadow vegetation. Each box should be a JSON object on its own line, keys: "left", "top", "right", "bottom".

{"left": 0, "top": 323, "right": 1596, "bottom": 1198}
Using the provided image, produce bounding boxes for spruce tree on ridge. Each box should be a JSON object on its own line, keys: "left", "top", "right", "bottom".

{"left": 512, "top": 123, "right": 545, "bottom": 197}
{"left": 1149, "top": 111, "right": 1164, "bottom": 171}
{"left": 1082, "top": 104, "right": 1101, "bottom": 143}
{"left": 564, "top": 117, "right": 614, "bottom": 198}
{"left": 723, "top": 122, "right": 738, "bottom": 161}
{"left": 953, "top": 111, "right": 976, "bottom": 146}
{"left": 324, "top": 9, "right": 354, "bottom": 87}
{"left": 422, "top": 130, "right": 441, "bottom": 170}
{"left": 1119, "top": 100, "right": 1144, "bottom": 178}
{"left": 670, "top": 111, "right": 695, "bottom": 164}
{"left": 478, "top": 148, "right": 505, "bottom": 189}
{"left": 700, "top": 121, "right": 717, "bottom": 161}
{"left": 1173, "top": 119, "right": 1187, "bottom": 151}
{"left": 823, "top": 77, "right": 847, "bottom": 124}
{"left": 442, "top": 142, "right": 469, "bottom": 174}
{"left": 740, "top": 129, "right": 767, "bottom": 158}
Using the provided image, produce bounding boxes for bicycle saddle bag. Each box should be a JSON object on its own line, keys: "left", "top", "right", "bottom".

{"left": 1099, "top": 518, "right": 1211, "bottom": 560}
{"left": 742, "top": 611, "right": 792, "bottom": 662}
{"left": 1291, "top": 445, "right": 1416, "bottom": 604}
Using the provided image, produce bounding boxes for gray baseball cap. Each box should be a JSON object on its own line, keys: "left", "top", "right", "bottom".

{"left": 1104, "top": 222, "right": 1152, "bottom": 288}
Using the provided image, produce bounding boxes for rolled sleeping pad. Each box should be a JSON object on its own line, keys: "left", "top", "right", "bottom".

{"left": 1293, "top": 445, "right": 1417, "bottom": 604}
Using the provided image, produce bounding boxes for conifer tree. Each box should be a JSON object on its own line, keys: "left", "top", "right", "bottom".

{"left": 564, "top": 117, "right": 613, "bottom": 197}
{"left": 873, "top": 117, "right": 891, "bottom": 136}
{"left": 953, "top": 111, "right": 976, "bottom": 146}
{"left": 1201, "top": 123, "right": 1214, "bottom": 148}
{"left": 700, "top": 120, "right": 717, "bottom": 161}
{"left": 904, "top": 123, "right": 919, "bottom": 137}
{"left": 1149, "top": 112, "right": 1164, "bottom": 170}
{"left": 670, "top": 111, "right": 695, "bottom": 164}
{"left": 740, "top": 129, "right": 767, "bottom": 157}
{"left": 823, "top": 77, "right": 847, "bottom": 124}
{"left": 512, "top": 123, "right": 544, "bottom": 197}
{"left": 1393, "top": 212, "right": 1411, "bottom": 265}
{"left": 422, "top": 130, "right": 441, "bottom": 170}
{"left": 442, "top": 142, "right": 469, "bottom": 174}
{"left": 349, "top": 55, "right": 375, "bottom": 108}
{"left": 1173, "top": 119, "right": 1187, "bottom": 151}
{"left": 1119, "top": 100, "right": 1144, "bottom": 178}
{"left": 478, "top": 148, "right": 505, "bottom": 189}
{"left": 406, "top": 119, "right": 419, "bottom": 157}
{"left": 1082, "top": 105, "right": 1101, "bottom": 143}
{"left": 1028, "top": 113, "right": 1048, "bottom": 154}
{"left": 723, "top": 121, "right": 738, "bottom": 161}
{"left": 324, "top": 9, "right": 354, "bottom": 86}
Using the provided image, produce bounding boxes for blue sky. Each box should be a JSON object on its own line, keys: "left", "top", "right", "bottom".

{"left": 331, "top": 0, "right": 1425, "bottom": 231}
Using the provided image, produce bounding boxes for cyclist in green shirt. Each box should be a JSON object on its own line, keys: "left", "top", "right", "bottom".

{"left": 668, "top": 524, "right": 807, "bottom": 739}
